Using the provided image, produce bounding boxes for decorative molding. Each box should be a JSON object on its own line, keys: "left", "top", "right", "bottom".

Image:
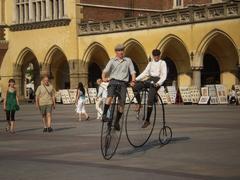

{"left": 10, "top": 19, "right": 71, "bottom": 32}
{"left": 78, "top": 1, "right": 240, "bottom": 36}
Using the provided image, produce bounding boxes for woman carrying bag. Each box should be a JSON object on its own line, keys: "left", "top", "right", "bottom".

{"left": 3, "top": 79, "right": 20, "bottom": 134}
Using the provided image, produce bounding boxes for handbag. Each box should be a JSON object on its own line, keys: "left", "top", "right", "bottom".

{"left": 15, "top": 104, "right": 20, "bottom": 111}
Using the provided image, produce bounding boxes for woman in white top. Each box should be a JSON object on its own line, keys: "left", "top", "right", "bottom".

{"left": 76, "top": 82, "right": 89, "bottom": 121}
{"left": 95, "top": 79, "right": 108, "bottom": 119}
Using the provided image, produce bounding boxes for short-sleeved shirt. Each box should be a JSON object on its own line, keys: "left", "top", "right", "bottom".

{"left": 103, "top": 57, "right": 136, "bottom": 82}
{"left": 35, "top": 84, "right": 55, "bottom": 106}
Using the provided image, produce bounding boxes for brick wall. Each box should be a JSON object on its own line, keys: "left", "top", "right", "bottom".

{"left": 81, "top": 0, "right": 214, "bottom": 22}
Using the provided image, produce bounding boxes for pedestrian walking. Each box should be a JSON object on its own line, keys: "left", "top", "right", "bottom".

{"left": 75, "top": 82, "right": 89, "bottom": 121}
{"left": 3, "top": 79, "right": 20, "bottom": 134}
{"left": 35, "top": 75, "right": 56, "bottom": 133}
{"left": 95, "top": 79, "right": 108, "bottom": 120}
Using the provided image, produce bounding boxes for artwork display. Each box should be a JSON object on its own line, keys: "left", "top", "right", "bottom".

{"left": 55, "top": 91, "right": 62, "bottom": 103}
{"left": 88, "top": 88, "right": 97, "bottom": 104}
{"left": 68, "top": 89, "right": 77, "bottom": 103}
{"left": 158, "top": 87, "right": 169, "bottom": 104}
{"left": 179, "top": 87, "right": 192, "bottom": 103}
{"left": 201, "top": 87, "right": 209, "bottom": 96}
{"left": 215, "top": 84, "right": 228, "bottom": 104}
{"left": 210, "top": 97, "right": 219, "bottom": 105}
{"left": 60, "top": 90, "right": 72, "bottom": 104}
{"left": 166, "top": 86, "right": 177, "bottom": 104}
{"left": 190, "top": 86, "right": 201, "bottom": 104}
{"left": 198, "top": 96, "right": 210, "bottom": 104}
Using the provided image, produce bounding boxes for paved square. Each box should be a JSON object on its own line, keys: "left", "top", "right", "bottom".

{"left": 0, "top": 104, "right": 240, "bottom": 180}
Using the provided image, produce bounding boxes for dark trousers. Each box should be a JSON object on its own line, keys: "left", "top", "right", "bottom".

{"left": 6, "top": 110, "right": 16, "bottom": 121}
{"left": 133, "top": 77, "right": 160, "bottom": 106}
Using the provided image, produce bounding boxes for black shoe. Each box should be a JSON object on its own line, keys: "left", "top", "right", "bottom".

{"left": 114, "top": 123, "right": 120, "bottom": 131}
{"left": 102, "top": 115, "right": 110, "bottom": 122}
{"left": 43, "top": 128, "right": 48, "bottom": 133}
{"left": 47, "top": 127, "right": 53, "bottom": 133}
{"left": 141, "top": 121, "right": 150, "bottom": 128}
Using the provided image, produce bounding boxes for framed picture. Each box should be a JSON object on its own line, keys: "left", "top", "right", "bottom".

{"left": 68, "top": 89, "right": 77, "bottom": 103}
{"left": 60, "top": 89, "right": 71, "bottom": 104}
{"left": 179, "top": 87, "right": 192, "bottom": 103}
{"left": 55, "top": 91, "right": 62, "bottom": 103}
{"left": 201, "top": 87, "right": 209, "bottom": 96}
{"left": 198, "top": 96, "right": 210, "bottom": 104}
{"left": 88, "top": 88, "right": 97, "bottom": 104}
{"left": 215, "top": 84, "right": 228, "bottom": 104}
{"left": 190, "top": 86, "right": 200, "bottom": 104}
{"left": 167, "top": 86, "right": 177, "bottom": 104}
{"left": 210, "top": 97, "right": 219, "bottom": 104}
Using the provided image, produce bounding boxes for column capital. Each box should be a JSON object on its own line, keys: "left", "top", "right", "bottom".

{"left": 191, "top": 66, "right": 203, "bottom": 71}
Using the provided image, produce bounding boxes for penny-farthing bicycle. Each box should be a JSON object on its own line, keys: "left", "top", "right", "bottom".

{"left": 100, "top": 83, "right": 124, "bottom": 160}
{"left": 125, "top": 83, "right": 172, "bottom": 148}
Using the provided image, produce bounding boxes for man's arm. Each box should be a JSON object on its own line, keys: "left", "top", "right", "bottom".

{"left": 136, "top": 63, "right": 151, "bottom": 81}
{"left": 156, "top": 61, "right": 167, "bottom": 86}
{"left": 102, "top": 59, "right": 113, "bottom": 82}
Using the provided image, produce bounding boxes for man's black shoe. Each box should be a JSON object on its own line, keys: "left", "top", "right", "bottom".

{"left": 114, "top": 123, "right": 120, "bottom": 131}
{"left": 102, "top": 115, "right": 110, "bottom": 122}
{"left": 47, "top": 127, "right": 53, "bottom": 133}
{"left": 141, "top": 121, "right": 150, "bottom": 128}
{"left": 43, "top": 128, "right": 48, "bottom": 133}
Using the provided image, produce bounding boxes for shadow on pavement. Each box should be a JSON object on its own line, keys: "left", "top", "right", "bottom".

{"left": 118, "top": 136, "right": 191, "bottom": 156}
{"left": 54, "top": 127, "right": 76, "bottom": 132}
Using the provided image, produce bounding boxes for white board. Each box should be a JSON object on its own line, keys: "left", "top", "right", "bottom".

{"left": 215, "top": 84, "right": 228, "bottom": 104}
{"left": 88, "top": 88, "right": 97, "bottom": 104}
{"left": 198, "top": 96, "right": 210, "bottom": 104}
{"left": 179, "top": 87, "right": 192, "bottom": 103}
{"left": 190, "top": 86, "right": 201, "bottom": 104}
{"left": 60, "top": 89, "right": 71, "bottom": 104}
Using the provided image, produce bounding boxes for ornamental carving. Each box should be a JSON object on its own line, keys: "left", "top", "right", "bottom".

{"left": 10, "top": 19, "right": 71, "bottom": 31}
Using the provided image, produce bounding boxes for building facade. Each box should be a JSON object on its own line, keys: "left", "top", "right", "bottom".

{"left": 0, "top": 0, "right": 239, "bottom": 99}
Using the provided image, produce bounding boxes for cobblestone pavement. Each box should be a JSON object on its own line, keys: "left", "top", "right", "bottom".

{"left": 0, "top": 104, "right": 239, "bottom": 180}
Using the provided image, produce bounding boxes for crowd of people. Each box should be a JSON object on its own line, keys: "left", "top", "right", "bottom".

{"left": 1, "top": 44, "right": 239, "bottom": 134}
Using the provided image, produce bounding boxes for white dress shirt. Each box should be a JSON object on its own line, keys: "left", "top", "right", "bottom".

{"left": 136, "top": 60, "right": 167, "bottom": 86}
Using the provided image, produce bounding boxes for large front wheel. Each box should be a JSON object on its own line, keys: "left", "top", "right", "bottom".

{"left": 100, "top": 103, "right": 124, "bottom": 160}
{"left": 125, "top": 95, "right": 156, "bottom": 148}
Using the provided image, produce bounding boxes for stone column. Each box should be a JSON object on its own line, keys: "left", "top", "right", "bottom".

{"left": 69, "top": 59, "right": 80, "bottom": 89}
{"left": 12, "top": 0, "right": 18, "bottom": 23}
{"left": 63, "top": 0, "right": 68, "bottom": 17}
{"left": 53, "top": 0, "right": 58, "bottom": 19}
{"left": 41, "top": 1, "right": 45, "bottom": 21}
{"left": 28, "top": 0, "right": 34, "bottom": 22}
{"left": 12, "top": 64, "right": 23, "bottom": 98}
{"left": 0, "top": 0, "right": 2, "bottom": 24}
{"left": 19, "top": 4, "right": 24, "bottom": 23}
{"left": 46, "top": 0, "right": 52, "bottom": 20}
{"left": 36, "top": 2, "right": 40, "bottom": 21}
{"left": 192, "top": 66, "right": 202, "bottom": 88}
{"left": 58, "top": 0, "right": 63, "bottom": 18}
{"left": 24, "top": 3, "right": 28, "bottom": 23}
{"left": 40, "top": 63, "right": 50, "bottom": 78}
{"left": 78, "top": 61, "right": 89, "bottom": 87}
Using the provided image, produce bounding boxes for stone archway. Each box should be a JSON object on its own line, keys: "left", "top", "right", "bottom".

{"left": 201, "top": 54, "right": 220, "bottom": 85}
{"left": 158, "top": 35, "right": 191, "bottom": 87}
{"left": 16, "top": 48, "right": 40, "bottom": 98}
{"left": 124, "top": 39, "right": 148, "bottom": 76}
{"left": 164, "top": 57, "right": 178, "bottom": 86}
{"left": 45, "top": 47, "right": 70, "bottom": 90}
{"left": 83, "top": 42, "right": 109, "bottom": 87}
{"left": 199, "top": 30, "right": 239, "bottom": 88}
